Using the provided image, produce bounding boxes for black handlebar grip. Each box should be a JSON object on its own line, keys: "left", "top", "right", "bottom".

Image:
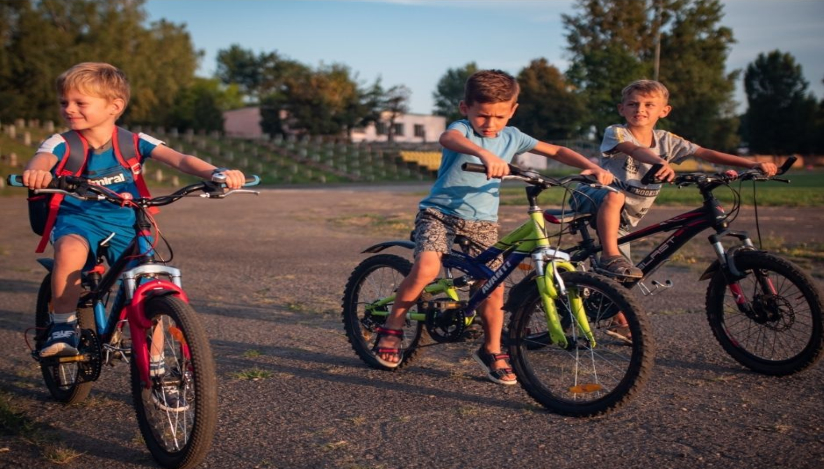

{"left": 6, "top": 175, "right": 23, "bottom": 186}
{"left": 461, "top": 163, "right": 487, "bottom": 173}
{"left": 778, "top": 156, "right": 796, "bottom": 175}
{"left": 640, "top": 163, "right": 664, "bottom": 185}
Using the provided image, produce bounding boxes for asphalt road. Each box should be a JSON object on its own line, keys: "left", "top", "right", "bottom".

{"left": 1, "top": 186, "right": 823, "bottom": 469}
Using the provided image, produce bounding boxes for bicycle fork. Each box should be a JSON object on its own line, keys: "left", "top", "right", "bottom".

{"left": 531, "top": 249, "right": 595, "bottom": 349}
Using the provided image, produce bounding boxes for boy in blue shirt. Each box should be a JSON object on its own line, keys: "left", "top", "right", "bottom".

{"left": 373, "top": 69, "right": 613, "bottom": 385}
{"left": 22, "top": 62, "right": 246, "bottom": 363}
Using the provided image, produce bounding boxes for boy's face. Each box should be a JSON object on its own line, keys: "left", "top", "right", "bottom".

{"left": 60, "top": 88, "right": 124, "bottom": 132}
{"left": 618, "top": 91, "right": 671, "bottom": 128}
{"left": 459, "top": 99, "right": 518, "bottom": 138}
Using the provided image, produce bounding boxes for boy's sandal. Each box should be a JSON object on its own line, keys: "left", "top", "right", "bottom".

{"left": 372, "top": 326, "right": 404, "bottom": 369}
{"left": 605, "top": 324, "right": 633, "bottom": 346}
{"left": 598, "top": 255, "right": 643, "bottom": 279}
{"left": 472, "top": 347, "right": 518, "bottom": 386}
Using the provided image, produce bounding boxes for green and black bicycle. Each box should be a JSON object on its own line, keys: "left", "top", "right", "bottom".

{"left": 342, "top": 164, "right": 655, "bottom": 417}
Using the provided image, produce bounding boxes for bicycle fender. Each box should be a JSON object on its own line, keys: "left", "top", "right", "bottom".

{"left": 698, "top": 261, "right": 720, "bottom": 281}
{"left": 361, "top": 240, "right": 415, "bottom": 254}
{"left": 36, "top": 258, "right": 55, "bottom": 272}
{"left": 126, "top": 279, "right": 190, "bottom": 388}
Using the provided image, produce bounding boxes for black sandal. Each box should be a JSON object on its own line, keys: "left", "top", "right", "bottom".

{"left": 372, "top": 326, "right": 404, "bottom": 369}
{"left": 472, "top": 346, "right": 517, "bottom": 386}
{"left": 598, "top": 255, "right": 643, "bottom": 279}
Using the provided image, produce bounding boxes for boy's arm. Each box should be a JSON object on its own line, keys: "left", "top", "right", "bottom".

{"left": 694, "top": 147, "right": 778, "bottom": 176}
{"left": 439, "top": 129, "right": 508, "bottom": 179}
{"left": 613, "top": 141, "right": 676, "bottom": 182}
{"left": 22, "top": 152, "right": 58, "bottom": 189}
{"left": 531, "top": 141, "right": 614, "bottom": 185}
{"left": 151, "top": 145, "right": 247, "bottom": 189}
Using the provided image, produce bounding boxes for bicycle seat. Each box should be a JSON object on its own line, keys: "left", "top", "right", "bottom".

{"left": 543, "top": 208, "right": 592, "bottom": 225}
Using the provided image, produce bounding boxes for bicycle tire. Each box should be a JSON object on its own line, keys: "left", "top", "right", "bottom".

{"left": 706, "top": 251, "right": 824, "bottom": 376}
{"left": 130, "top": 296, "right": 217, "bottom": 469}
{"left": 35, "top": 274, "right": 95, "bottom": 404}
{"left": 341, "top": 254, "right": 426, "bottom": 370}
{"left": 508, "top": 271, "right": 654, "bottom": 417}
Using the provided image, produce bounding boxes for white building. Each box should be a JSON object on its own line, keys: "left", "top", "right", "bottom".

{"left": 222, "top": 107, "right": 445, "bottom": 143}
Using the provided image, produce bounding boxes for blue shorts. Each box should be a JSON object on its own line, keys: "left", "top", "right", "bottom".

{"left": 570, "top": 185, "right": 632, "bottom": 259}
{"left": 51, "top": 216, "right": 136, "bottom": 270}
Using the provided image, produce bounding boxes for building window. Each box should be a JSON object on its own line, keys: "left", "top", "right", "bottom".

{"left": 393, "top": 123, "right": 404, "bottom": 136}
{"left": 414, "top": 124, "right": 425, "bottom": 138}
{"left": 376, "top": 122, "right": 388, "bottom": 135}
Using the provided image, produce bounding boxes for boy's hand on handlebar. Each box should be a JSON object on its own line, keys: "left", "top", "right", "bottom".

{"left": 755, "top": 161, "right": 778, "bottom": 177}
{"left": 214, "top": 169, "right": 246, "bottom": 189}
{"left": 478, "top": 154, "right": 509, "bottom": 179}
{"left": 22, "top": 169, "right": 53, "bottom": 190}
{"left": 655, "top": 162, "right": 676, "bottom": 183}
{"left": 581, "top": 168, "right": 614, "bottom": 186}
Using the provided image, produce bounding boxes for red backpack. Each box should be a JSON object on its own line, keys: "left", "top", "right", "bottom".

{"left": 29, "top": 127, "right": 155, "bottom": 253}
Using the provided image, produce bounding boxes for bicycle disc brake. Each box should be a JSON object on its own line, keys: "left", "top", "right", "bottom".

{"left": 751, "top": 294, "right": 794, "bottom": 330}
{"left": 423, "top": 299, "right": 466, "bottom": 343}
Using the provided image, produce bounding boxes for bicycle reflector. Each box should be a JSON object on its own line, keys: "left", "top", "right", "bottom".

{"left": 569, "top": 383, "right": 603, "bottom": 394}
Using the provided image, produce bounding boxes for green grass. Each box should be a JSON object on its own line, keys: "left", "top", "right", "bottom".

{"left": 501, "top": 168, "right": 824, "bottom": 207}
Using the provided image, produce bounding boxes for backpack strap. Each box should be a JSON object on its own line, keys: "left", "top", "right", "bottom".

{"left": 113, "top": 127, "right": 158, "bottom": 215}
{"left": 35, "top": 131, "right": 90, "bottom": 253}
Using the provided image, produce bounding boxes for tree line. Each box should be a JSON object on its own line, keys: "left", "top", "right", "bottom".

{"left": 1, "top": 0, "right": 821, "bottom": 155}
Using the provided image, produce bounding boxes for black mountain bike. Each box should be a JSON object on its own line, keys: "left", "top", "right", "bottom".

{"left": 542, "top": 157, "right": 823, "bottom": 376}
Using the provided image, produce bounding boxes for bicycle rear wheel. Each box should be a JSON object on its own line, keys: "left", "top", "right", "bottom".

{"left": 508, "top": 272, "right": 654, "bottom": 417}
{"left": 342, "top": 254, "right": 426, "bottom": 370}
{"left": 706, "top": 251, "right": 824, "bottom": 375}
{"left": 130, "top": 296, "right": 217, "bottom": 469}
{"left": 35, "top": 274, "right": 95, "bottom": 404}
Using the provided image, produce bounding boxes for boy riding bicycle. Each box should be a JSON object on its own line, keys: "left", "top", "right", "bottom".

{"left": 373, "top": 69, "right": 613, "bottom": 385}
{"left": 572, "top": 79, "right": 777, "bottom": 342}
{"left": 22, "top": 62, "right": 246, "bottom": 373}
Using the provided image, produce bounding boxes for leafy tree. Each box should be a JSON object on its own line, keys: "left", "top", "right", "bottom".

{"left": 563, "top": 0, "right": 738, "bottom": 148}
{"left": 743, "top": 50, "right": 817, "bottom": 154}
{"left": 0, "top": 0, "right": 199, "bottom": 126}
{"left": 433, "top": 62, "right": 477, "bottom": 122}
{"left": 167, "top": 78, "right": 243, "bottom": 132}
{"left": 509, "top": 58, "right": 585, "bottom": 141}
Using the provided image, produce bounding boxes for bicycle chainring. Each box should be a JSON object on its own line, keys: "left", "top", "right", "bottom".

{"left": 77, "top": 328, "right": 103, "bottom": 382}
{"left": 425, "top": 304, "right": 466, "bottom": 343}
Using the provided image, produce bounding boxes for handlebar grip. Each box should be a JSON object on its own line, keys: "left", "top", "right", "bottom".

{"left": 640, "top": 163, "right": 664, "bottom": 185}
{"left": 6, "top": 175, "right": 24, "bottom": 187}
{"left": 244, "top": 175, "right": 261, "bottom": 187}
{"left": 461, "top": 163, "right": 487, "bottom": 173}
{"left": 778, "top": 156, "right": 796, "bottom": 175}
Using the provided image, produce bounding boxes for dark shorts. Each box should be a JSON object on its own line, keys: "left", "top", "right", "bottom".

{"left": 413, "top": 208, "right": 502, "bottom": 269}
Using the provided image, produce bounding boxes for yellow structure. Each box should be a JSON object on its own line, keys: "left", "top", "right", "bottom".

{"left": 400, "top": 151, "right": 442, "bottom": 171}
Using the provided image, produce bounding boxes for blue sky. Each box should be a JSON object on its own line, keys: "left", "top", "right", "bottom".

{"left": 144, "top": 0, "right": 824, "bottom": 115}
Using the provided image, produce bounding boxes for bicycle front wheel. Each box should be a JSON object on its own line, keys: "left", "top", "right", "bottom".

{"left": 130, "top": 296, "right": 217, "bottom": 469}
{"left": 508, "top": 272, "right": 654, "bottom": 417}
{"left": 341, "top": 254, "right": 425, "bottom": 370}
{"left": 35, "top": 274, "right": 95, "bottom": 404}
{"left": 706, "top": 251, "right": 824, "bottom": 375}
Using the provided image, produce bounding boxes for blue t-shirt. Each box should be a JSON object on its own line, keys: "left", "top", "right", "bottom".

{"left": 37, "top": 132, "right": 163, "bottom": 228}
{"left": 419, "top": 120, "right": 537, "bottom": 221}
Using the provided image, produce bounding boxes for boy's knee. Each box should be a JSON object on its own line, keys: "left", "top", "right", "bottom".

{"left": 604, "top": 191, "right": 625, "bottom": 205}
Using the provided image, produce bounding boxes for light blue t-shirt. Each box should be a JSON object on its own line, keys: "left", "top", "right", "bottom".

{"left": 37, "top": 132, "right": 163, "bottom": 228}
{"left": 419, "top": 120, "right": 538, "bottom": 222}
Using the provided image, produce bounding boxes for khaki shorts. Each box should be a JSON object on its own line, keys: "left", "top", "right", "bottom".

{"left": 413, "top": 208, "right": 502, "bottom": 269}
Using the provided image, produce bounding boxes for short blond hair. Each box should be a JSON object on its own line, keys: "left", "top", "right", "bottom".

{"left": 621, "top": 79, "right": 669, "bottom": 102}
{"left": 56, "top": 62, "right": 130, "bottom": 112}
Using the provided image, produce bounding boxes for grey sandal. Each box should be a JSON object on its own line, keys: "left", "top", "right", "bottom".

{"left": 598, "top": 255, "right": 643, "bottom": 279}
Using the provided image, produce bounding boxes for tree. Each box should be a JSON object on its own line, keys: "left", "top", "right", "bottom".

{"left": 509, "top": 58, "right": 585, "bottom": 141}
{"left": 432, "top": 62, "right": 477, "bottom": 122}
{"left": 743, "top": 51, "right": 818, "bottom": 155}
{"left": 382, "top": 84, "right": 411, "bottom": 142}
{"left": 563, "top": 0, "right": 738, "bottom": 148}
{"left": 0, "top": 0, "right": 200, "bottom": 126}
{"left": 167, "top": 78, "right": 243, "bottom": 132}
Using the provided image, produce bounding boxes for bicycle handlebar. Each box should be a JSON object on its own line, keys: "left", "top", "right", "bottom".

{"left": 6, "top": 174, "right": 261, "bottom": 207}
{"left": 666, "top": 155, "right": 796, "bottom": 188}
{"left": 461, "top": 162, "right": 604, "bottom": 188}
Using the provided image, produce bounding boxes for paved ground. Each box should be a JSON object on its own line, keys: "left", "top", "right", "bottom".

{"left": 1, "top": 185, "right": 823, "bottom": 469}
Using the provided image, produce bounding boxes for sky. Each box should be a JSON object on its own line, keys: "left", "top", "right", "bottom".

{"left": 143, "top": 0, "right": 824, "bottom": 115}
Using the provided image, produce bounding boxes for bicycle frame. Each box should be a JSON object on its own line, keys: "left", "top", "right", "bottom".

{"left": 365, "top": 185, "right": 595, "bottom": 349}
